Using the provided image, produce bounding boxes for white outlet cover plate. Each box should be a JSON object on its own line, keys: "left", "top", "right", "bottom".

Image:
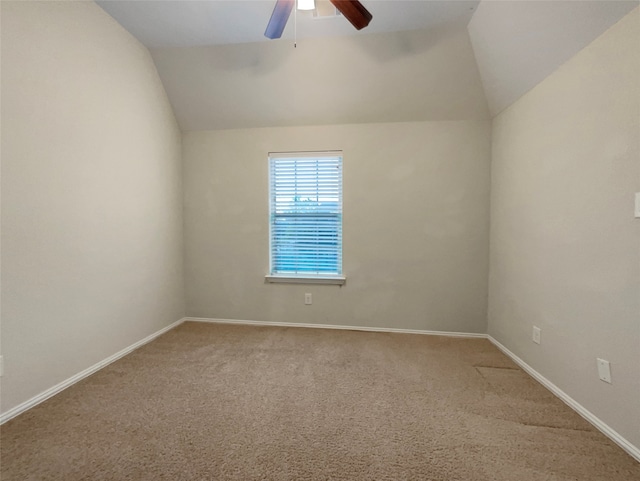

{"left": 635, "top": 193, "right": 640, "bottom": 218}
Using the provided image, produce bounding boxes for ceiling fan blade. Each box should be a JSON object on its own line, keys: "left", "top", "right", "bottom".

{"left": 329, "top": 0, "right": 372, "bottom": 30}
{"left": 265, "top": 0, "right": 295, "bottom": 39}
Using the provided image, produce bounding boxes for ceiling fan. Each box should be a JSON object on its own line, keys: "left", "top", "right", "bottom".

{"left": 265, "top": 0, "right": 373, "bottom": 40}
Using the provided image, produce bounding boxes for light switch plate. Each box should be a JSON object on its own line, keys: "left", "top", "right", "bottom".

{"left": 532, "top": 326, "right": 541, "bottom": 344}
{"left": 597, "top": 358, "right": 612, "bottom": 384}
{"left": 635, "top": 193, "right": 640, "bottom": 218}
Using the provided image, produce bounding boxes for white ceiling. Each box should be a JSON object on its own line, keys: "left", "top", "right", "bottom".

{"left": 468, "top": 0, "right": 639, "bottom": 116}
{"left": 96, "top": 0, "right": 480, "bottom": 47}
{"left": 151, "top": 24, "right": 490, "bottom": 131}
{"left": 96, "top": 0, "right": 639, "bottom": 129}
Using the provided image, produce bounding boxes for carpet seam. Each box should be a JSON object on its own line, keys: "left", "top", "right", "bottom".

{"left": 487, "top": 335, "right": 640, "bottom": 463}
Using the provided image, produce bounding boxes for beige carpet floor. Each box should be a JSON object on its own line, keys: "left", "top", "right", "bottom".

{"left": 1, "top": 321, "right": 639, "bottom": 480}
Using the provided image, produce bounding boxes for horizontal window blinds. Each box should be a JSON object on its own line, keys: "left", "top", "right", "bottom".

{"left": 269, "top": 153, "right": 342, "bottom": 276}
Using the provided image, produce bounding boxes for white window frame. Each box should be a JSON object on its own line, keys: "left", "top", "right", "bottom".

{"left": 266, "top": 151, "right": 345, "bottom": 285}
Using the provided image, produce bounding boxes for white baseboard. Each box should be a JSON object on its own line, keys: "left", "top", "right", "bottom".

{"left": 0, "top": 318, "right": 186, "bottom": 425}
{"left": 488, "top": 335, "right": 640, "bottom": 463}
{"left": 184, "top": 317, "right": 488, "bottom": 338}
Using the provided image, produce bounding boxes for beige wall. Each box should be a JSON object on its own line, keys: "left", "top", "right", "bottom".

{"left": 488, "top": 7, "right": 640, "bottom": 448}
{"left": 184, "top": 121, "right": 491, "bottom": 333}
{"left": 0, "top": 1, "right": 184, "bottom": 413}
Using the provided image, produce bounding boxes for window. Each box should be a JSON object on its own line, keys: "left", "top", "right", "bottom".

{"left": 267, "top": 152, "right": 344, "bottom": 284}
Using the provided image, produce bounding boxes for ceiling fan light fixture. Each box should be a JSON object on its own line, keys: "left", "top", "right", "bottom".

{"left": 297, "top": 0, "right": 315, "bottom": 11}
{"left": 265, "top": 0, "right": 371, "bottom": 40}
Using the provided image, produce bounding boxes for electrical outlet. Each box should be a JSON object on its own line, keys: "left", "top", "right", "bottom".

{"left": 304, "top": 293, "right": 312, "bottom": 305}
{"left": 532, "top": 326, "right": 541, "bottom": 344}
{"left": 597, "top": 358, "right": 612, "bottom": 384}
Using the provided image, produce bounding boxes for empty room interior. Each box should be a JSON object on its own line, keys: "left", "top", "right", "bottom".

{"left": 1, "top": 0, "right": 639, "bottom": 479}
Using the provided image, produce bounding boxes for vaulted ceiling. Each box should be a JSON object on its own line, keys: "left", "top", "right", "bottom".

{"left": 96, "top": 0, "right": 480, "bottom": 47}
{"left": 96, "top": 0, "right": 639, "bottom": 130}
{"left": 468, "top": 0, "right": 638, "bottom": 116}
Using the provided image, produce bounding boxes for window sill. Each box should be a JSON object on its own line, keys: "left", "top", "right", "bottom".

{"left": 265, "top": 275, "right": 346, "bottom": 286}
